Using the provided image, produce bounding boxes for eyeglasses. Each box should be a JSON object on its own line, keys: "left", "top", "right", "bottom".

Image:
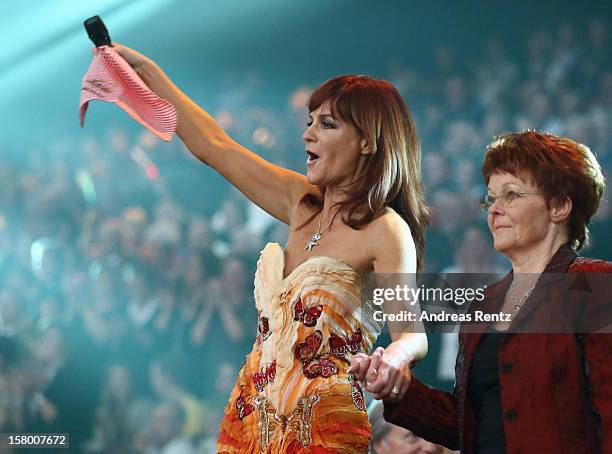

{"left": 480, "top": 190, "right": 542, "bottom": 211}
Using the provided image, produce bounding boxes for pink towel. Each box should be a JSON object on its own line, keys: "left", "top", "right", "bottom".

{"left": 80, "top": 46, "right": 177, "bottom": 141}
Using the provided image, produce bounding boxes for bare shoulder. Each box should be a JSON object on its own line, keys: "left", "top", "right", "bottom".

{"left": 366, "top": 208, "right": 416, "bottom": 273}
{"left": 367, "top": 207, "right": 413, "bottom": 240}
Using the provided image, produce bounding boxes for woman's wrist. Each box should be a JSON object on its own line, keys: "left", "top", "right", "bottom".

{"left": 391, "top": 332, "right": 428, "bottom": 364}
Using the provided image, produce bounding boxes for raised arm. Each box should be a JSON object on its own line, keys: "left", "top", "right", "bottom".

{"left": 110, "top": 43, "right": 313, "bottom": 225}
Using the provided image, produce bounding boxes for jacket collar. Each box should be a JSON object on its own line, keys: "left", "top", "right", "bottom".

{"left": 461, "top": 244, "right": 578, "bottom": 337}
{"left": 541, "top": 244, "right": 577, "bottom": 274}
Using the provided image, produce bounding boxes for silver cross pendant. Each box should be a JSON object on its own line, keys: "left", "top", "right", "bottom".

{"left": 304, "top": 233, "right": 322, "bottom": 252}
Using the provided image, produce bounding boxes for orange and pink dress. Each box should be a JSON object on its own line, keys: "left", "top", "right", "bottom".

{"left": 217, "top": 242, "right": 383, "bottom": 453}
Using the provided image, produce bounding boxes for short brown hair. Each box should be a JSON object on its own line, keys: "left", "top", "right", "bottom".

{"left": 482, "top": 131, "right": 605, "bottom": 251}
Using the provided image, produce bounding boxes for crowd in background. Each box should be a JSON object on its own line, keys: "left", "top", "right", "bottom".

{"left": 0, "top": 19, "right": 610, "bottom": 453}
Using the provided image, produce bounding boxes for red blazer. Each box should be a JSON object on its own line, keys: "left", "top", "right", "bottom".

{"left": 384, "top": 245, "right": 612, "bottom": 454}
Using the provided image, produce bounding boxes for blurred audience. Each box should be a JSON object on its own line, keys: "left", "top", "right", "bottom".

{"left": 0, "top": 19, "right": 609, "bottom": 453}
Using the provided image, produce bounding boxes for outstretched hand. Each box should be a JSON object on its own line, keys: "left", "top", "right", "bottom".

{"left": 91, "top": 42, "right": 155, "bottom": 78}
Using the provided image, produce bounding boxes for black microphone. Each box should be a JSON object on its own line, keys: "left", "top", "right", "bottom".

{"left": 84, "top": 15, "right": 112, "bottom": 47}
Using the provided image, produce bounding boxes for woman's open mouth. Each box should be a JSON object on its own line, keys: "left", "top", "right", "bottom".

{"left": 306, "top": 151, "right": 320, "bottom": 165}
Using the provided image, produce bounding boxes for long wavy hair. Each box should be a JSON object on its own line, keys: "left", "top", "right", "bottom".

{"left": 300, "top": 75, "right": 430, "bottom": 270}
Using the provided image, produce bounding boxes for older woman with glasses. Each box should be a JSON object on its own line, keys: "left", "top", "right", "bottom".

{"left": 352, "top": 131, "right": 612, "bottom": 453}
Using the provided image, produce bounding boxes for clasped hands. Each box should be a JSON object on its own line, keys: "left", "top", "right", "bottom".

{"left": 348, "top": 342, "right": 413, "bottom": 402}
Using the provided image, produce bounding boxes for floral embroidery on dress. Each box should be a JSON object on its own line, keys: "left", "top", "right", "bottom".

{"left": 348, "top": 373, "right": 366, "bottom": 411}
{"left": 236, "top": 388, "right": 254, "bottom": 420}
{"left": 293, "top": 298, "right": 323, "bottom": 327}
{"left": 253, "top": 394, "right": 320, "bottom": 452}
{"left": 329, "top": 328, "right": 363, "bottom": 364}
{"left": 294, "top": 330, "right": 338, "bottom": 379}
{"left": 252, "top": 360, "right": 276, "bottom": 392}
{"left": 257, "top": 316, "right": 271, "bottom": 344}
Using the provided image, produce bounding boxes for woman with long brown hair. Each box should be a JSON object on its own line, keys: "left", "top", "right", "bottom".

{"left": 107, "top": 43, "right": 429, "bottom": 453}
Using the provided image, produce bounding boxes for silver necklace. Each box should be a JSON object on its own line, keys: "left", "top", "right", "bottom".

{"left": 508, "top": 279, "right": 535, "bottom": 318}
{"left": 304, "top": 210, "right": 336, "bottom": 252}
